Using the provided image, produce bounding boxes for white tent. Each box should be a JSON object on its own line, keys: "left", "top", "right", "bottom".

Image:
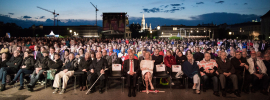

{"left": 49, "top": 31, "right": 55, "bottom": 35}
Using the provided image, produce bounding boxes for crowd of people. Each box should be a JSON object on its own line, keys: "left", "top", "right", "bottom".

{"left": 0, "top": 37, "right": 269, "bottom": 97}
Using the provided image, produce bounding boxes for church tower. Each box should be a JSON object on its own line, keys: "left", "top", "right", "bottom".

{"left": 141, "top": 14, "right": 145, "bottom": 31}
{"left": 149, "top": 23, "right": 152, "bottom": 31}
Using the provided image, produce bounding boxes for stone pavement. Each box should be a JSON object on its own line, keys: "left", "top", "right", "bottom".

{"left": 0, "top": 80, "right": 269, "bottom": 100}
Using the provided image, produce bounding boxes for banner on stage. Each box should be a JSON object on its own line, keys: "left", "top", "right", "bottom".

{"left": 156, "top": 64, "right": 165, "bottom": 72}
{"left": 172, "top": 65, "right": 181, "bottom": 72}
{"left": 112, "top": 64, "right": 121, "bottom": 71}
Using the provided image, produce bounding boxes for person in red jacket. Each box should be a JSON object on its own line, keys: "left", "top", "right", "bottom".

{"left": 164, "top": 50, "right": 176, "bottom": 74}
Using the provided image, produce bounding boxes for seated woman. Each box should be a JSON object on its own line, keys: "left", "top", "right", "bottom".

{"left": 0, "top": 53, "right": 8, "bottom": 69}
{"left": 140, "top": 51, "right": 155, "bottom": 94}
{"left": 182, "top": 54, "right": 200, "bottom": 94}
{"left": 0, "top": 44, "right": 9, "bottom": 54}
{"left": 9, "top": 51, "right": 35, "bottom": 90}
{"left": 176, "top": 51, "right": 187, "bottom": 65}
{"left": 164, "top": 50, "right": 176, "bottom": 74}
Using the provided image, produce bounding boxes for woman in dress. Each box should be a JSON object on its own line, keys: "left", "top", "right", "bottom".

{"left": 140, "top": 51, "right": 155, "bottom": 94}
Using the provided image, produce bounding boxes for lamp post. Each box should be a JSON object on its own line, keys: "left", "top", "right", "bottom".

{"left": 229, "top": 32, "right": 232, "bottom": 39}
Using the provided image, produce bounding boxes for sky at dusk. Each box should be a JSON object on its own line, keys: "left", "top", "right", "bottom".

{"left": 0, "top": 0, "right": 270, "bottom": 28}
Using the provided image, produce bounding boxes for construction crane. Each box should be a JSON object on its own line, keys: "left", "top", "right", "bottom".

{"left": 37, "top": 6, "right": 59, "bottom": 26}
{"left": 90, "top": 2, "right": 98, "bottom": 26}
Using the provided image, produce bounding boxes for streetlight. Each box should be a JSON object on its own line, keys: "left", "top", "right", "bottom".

{"left": 70, "top": 30, "right": 72, "bottom": 33}
{"left": 229, "top": 32, "right": 232, "bottom": 39}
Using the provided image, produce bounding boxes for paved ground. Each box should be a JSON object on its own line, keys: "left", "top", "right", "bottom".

{"left": 0, "top": 80, "right": 269, "bottom": 100}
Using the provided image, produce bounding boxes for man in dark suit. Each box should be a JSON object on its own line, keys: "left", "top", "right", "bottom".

{"left": 89, "top": 52, "right": 107, "bottom": 94}
{"left": 123, "top": 52, "right": 140, "bottom": 97}
{"left": 193, "top": 47, "right": 204, "bottom": 61}
{"left": 33, "top": 46, "right": 42, "bottom": 61}
{"left": 259, "top": 40, "right": 268, "bottom": 53}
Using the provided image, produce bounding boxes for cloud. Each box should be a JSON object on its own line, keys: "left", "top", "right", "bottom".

{"left": 196, "top": 2, "right": 204, "bottom": 5}
{"left": 40, "top": 16, "right": 45, "bottom": 19}
{"left": 164, "top": 5, "right": 169, "bottom": 8}
{"left": 8, "top": 13, "right": 14, "bottom": 15}
{"left": 23, "top": 16, "right": 31, "bottom": 19}
{"left": 170, "top": 4, "right": 181, "bottom": 6}
{"left": 143, "top": 8, "right": 160, "bottom": 13}
{"left": 244, "top": 3, "right": 248, "bottom": 5}
{"left": 215, "top": 1, "right": 224, "bottom": 4}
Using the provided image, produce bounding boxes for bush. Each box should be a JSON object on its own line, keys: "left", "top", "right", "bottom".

{"left": 169, "top": 36, "right": 183, "bottom": 40}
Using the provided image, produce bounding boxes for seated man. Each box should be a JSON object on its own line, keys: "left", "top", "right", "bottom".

{"left": 88, "top": 52, "right": 107, "bottom": 94}
{"left": 53, "top": 53, "right": 78, "bottom": 94}
{"left": 47, "top": 53, "right": 63, "bottom": 88}
{"left": 123, "top": 52, "right": 140, "bottom": 97}
{"left": 198, "top": 53, "right": 220, "bottom": 96}
{"left": 231, "top": 51, "right": 251, "bottom": 94}
{"left": 27, "top": 50, "right": 50, "bottom": 92}
{"left": 0, "top": 50, "right": 22, "bottom": 91}
{"left": 247, "top": 51, "right": 268, "bottom": 95}
{"left": 76, "top": 52, "right": 91, "bottom": 91}
{"left": 216, "top": 51, "right": 240, "bottom": 97}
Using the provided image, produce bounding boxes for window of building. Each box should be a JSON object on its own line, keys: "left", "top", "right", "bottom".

{"left": 173, "top": 27, "right": 177, "bottom": 30}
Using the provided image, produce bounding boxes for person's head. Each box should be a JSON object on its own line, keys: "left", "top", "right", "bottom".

{"left": 85, "top": 52, "right": 90, "bottom": 59}
{"left": 96, "top": 52, "right": 102, "bottom": 59}
{"left": 79, "top": 48, "right": 84, "bottom": 55}
{"left": 97, "top": 46, "right": 101, "bottom": 51}
{"left": 142, "top": 49, "right": 147, "bottom": 57}
{"left": 2, "top": 53, "right": 8, "bottom": 59}
{"left": 204, "top": 53, "right": 211, "bottom": 61}
{"left": 257, "top": 51, "right": 261, "bottom": 57}
{"left": 220, "top": 51, "right": 227, "bottom": 60}
{"left": 242, "top": 52, "right": 247, "bottom": 58}
{"left": 50, "top": 47, "right": 55, "bottom": 54}
{"left": 187, "top": 54, "right": 193, "bottom": 61}
{"left": 54, "top": 53, "right": 60, "bottom": 60}
{"left": 69, "top": 53, "right": 75, "bottom": 60}
{"left": 64, "top": 49, "right": 69, "bottom": 56}
{"left": 166, "top": 50, "right": 172, "bottom": 56}
{"left": 102, "top": 49, "right": 107, "bottom": 56}
{"left": 24, "top": 51, "right": 29, "bottom": 58}
{"left": 250, "top": 51, "right": 257, "bottom": 59}
{"left": 177, "top": 51, "right": 183, "bottom": 57}
{"left": 128, "top": 52, "right": 134, "bottom": 60}
{"left": 55, "top": 48, "right": 60, "bottom": 53}
{"left": 230, "top": 50, "right": 235, "bottom": 57}
{"left": 3, "top": 44, "right": 7, "bottom": 48}
{"left": 90, "top": 51, "right": 96, "bottom": 58}
{"left": 43, "top": 50, "right": 49, "bottom": 57}
{"left": 195, "top": 47, "right": 200, "bottom": 52}
{"left": 144, "top": 52, "right": 151, "bottom": 60}
{"left": 109, "top": 46, "right": 113, "bottom": 52}
{"left": 235, "top": 51, "right": 241, "bottom": 59}
{"left": 40, "top": 47, "right": 45, "bottom": 52}
{"left": 13, "top": 50, "right": 20, "bottom": 57}
{"left": 154, "top": 49, "right": 159, "bottom": 56}
{"left": 34, "top": 46, "right": 40, "bottom": 51}
{"left": 264, "top": 54, "right": 270, "bottom": 61}
{"left": 17, "top": 46, "right": 22, "bottom": 51}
